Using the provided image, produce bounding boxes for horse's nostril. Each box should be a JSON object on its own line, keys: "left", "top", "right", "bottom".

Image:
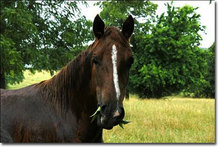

{"left": 113, "top": 110, "right": 120, "bottom": 117}
{"left": 113, "top": 107, "right": 124, "bottom": 119}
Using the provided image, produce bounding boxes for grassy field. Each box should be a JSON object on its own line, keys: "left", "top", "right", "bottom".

{"left": 104, "top": 96, "right": 215, "bottom": 143}
{"left": 7, "top": 71, "right": 215, "bottom": 143}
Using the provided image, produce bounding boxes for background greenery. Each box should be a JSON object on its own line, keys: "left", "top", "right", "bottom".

{"left": 0, "top": 0, "right": 92, "bottom": 88}
{"left": 1, "top": 0, "right": 215, "bottom": 99}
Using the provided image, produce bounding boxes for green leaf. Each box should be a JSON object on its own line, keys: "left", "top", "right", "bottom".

{"left": 90, "top": 106, "right": 101, "bottom": 117}
{"left": 90, "top": 106, "right": 101, "bottom": 123}
{"left": 119, "top": 123, "right": 124, "bottom": 129}
{"left": 118, "top": 120, "right": 131, "bottom": 129}
{"left": 91, "top": 114, "right": 98, "bottom": 123}
{"left": 121, "top": 120, "right": 131, "bottom": 124}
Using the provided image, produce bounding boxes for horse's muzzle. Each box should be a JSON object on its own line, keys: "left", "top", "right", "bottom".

{"left": 97, "top": 104, "right": 125, "bottom": 130}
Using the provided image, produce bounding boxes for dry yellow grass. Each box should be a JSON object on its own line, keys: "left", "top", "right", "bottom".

{"left": 103, "top": 95, "right": 215, "bottom": 143}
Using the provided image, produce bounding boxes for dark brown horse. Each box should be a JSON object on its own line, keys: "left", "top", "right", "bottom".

{"left": 0, "top": 15, "right": 134, "bottom": 143}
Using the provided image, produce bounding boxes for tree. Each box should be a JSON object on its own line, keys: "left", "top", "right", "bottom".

{"left": 185, "top": 42, "right": 215, "bottom": 98}
{"left": 207, "top": 42, "right": 215, "bottom": 98}
{"left": 0, "top": 0, "right": 93, "bottom": 88}
{"left": 135, "top": 3, "right": 206, "bottom": 98}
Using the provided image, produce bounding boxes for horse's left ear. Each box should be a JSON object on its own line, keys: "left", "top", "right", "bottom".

{"left": 93, "top": 14, "right": 105, "bottom": 39}
{"left": 122, "top": 15, "right": 134, "bottom": 40}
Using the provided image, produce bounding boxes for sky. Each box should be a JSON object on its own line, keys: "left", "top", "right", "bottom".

{"left": 80, "top": 1, "right": 215, "bottom": 49}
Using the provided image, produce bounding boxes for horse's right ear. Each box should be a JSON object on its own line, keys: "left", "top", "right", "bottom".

{"left": 122, "top": 15, "right": 134, "bottom": 40}
{"left": 93, "top": 14, "right": 105, "bottom": 39}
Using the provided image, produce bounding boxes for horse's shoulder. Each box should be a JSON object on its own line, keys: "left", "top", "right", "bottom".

{"left": 0, "top": 84, "right": 43, "bottom": 109}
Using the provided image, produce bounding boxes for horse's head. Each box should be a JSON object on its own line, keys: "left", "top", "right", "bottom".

{"left": 90, "top": 15, "right": 134, "bottom": 129}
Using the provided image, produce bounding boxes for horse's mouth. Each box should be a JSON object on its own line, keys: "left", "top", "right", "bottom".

{"left": 92, "top": 104, "right": 125, "bottom": 129}
{"left": 101, "top": 125, "right": 113, "bottom": 130}
{"left": 97, "top": 114, "right": 123, "bottom": 130}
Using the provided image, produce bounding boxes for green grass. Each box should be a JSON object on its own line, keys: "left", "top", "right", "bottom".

{"left": 7, "top": 71, "right": 215, "bottom": 143}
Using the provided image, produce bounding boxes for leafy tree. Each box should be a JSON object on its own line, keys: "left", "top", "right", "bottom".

{"left": 207, "top": 42, "right": 215, "bottom": 98}
{"left": 185, "top": 42, "right": 215, "bottom": 98}
{"left": 0, "top": 0, "right": 92, "bottom": 88}
{"left": 135, "top": 3, "right": 207, "bottom": 98}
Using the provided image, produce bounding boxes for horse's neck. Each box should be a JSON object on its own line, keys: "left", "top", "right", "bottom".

{"left": 40, "top": 50, "right": 97, "bottom": 116}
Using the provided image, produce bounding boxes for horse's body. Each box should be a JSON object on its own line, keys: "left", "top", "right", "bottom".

{"left": 1, "top": 85, "right": 79, "bottom": 142}
{"left": 1, "top": 50, "right": 102, "bottom": 142}
{"left": 1, "top": 15, "right": 134, "bottom": 143}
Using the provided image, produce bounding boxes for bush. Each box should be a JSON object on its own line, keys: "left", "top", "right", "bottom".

{"left": 129, "top": 4, "right": 206, "bottom": 98}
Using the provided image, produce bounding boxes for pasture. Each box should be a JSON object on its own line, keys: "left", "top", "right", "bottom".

{"left": 7, "top": 70, "right": 215, "bottom": 143}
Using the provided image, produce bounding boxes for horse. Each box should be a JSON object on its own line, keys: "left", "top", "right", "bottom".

{"left": 0, "top": 14, "right": 134, "bottom": 143}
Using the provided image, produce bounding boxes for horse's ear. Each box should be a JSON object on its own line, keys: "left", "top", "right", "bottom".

{"left": 122, "top": 15, "right": 134, "bottom": 40}
{"left": 93, "top": 14, "right": 105, "bottom": 39}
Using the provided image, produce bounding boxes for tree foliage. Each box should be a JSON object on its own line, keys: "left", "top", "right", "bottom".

{"left": 184, "top": 42, "right": 215, "bottom": 98}
{"left": 135, "top": 4, "right": 206, "bottom": 98}
{"left": 0, "top": 0, "right": 92, "bottom": 88}
{"left": 207, "top": 43, "right": 215, "bottom": 98}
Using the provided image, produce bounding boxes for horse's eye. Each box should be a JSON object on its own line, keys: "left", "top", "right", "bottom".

{"left": 92, "top": 56, "right": 100, "bottom": 65}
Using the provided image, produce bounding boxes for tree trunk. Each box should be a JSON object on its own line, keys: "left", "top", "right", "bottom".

{"left": 0, "top": 71, "right": 6, "bottom": 89}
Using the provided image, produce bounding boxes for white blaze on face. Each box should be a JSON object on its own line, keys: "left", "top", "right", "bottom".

{"left": 111, "top": 44, "right": 120, "bottom": 100}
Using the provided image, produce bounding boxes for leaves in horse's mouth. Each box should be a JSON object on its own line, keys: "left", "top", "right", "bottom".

{"left": 119, "top": 120, "right": 131, "bottom": 129}
{"left": 90, "top": 106, "right": 131, "bottom": 128}
{"left": 90, "top": 106, "right": 101, "bottom": 123}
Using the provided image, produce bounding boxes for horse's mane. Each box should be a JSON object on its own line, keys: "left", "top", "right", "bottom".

{"left": 37, "top": 45, "right": 94, "bottom": 112}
